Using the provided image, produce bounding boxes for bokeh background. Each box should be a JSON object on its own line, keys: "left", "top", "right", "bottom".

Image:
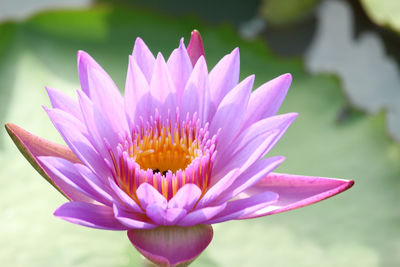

{"left": 1, "top": 0, "right": 399, "bottom": 266}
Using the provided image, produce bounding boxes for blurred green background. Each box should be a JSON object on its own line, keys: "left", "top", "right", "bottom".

{"left": 0, "top": 0, "right": 400, "bottom": 266}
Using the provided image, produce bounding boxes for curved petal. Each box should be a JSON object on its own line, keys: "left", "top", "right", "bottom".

{"left": 39, "top": 156, "right": 112, "bottom": 205}
{"left": 214, "top": 113, "right": 297, "bottom": 176}
{"left": 77, "top": 90, "right": 121, "bottom": 160}
{"left": 54, "top": 202, "right": 127, "bottom": 230}
{"left": 209, "top": 75, "right": 253, "bottom": 154}
{"left": 108, "top": 178, "right": 143, "bottom": 213}
{"left": 136, "top": 183, "right": 167, "bottom": 210}
{"left": 212, "top": 156, "right": 285, "bottom": 205}
{"left": 177, "top": 202, "right": 227, "bottom": 227}
{"left": 206, "top": 191, "right": 278, "bottom": 224}
{"left": 132, "top": 37, "right": 155, "bottom": 82}
{"left": 45, "top": 107, "right": 110, "bottom": 176}
{"left": 124, "top": 55, "right": 151, "bottom": 127}
{"left": 127, "top": 225, "right": 213, "bottom": 267}
{"left": 187, "top": 30, "right": 205, "bottom": 66}
{"left": 5, "top": 123, "right": 79, "bottom": 199}
{"left": 241, "top": 73, "right": 292, "bottom": 129}
{"left": 167, "top": 183, "right": 202, "bottom": 211}
{"left": 150, "top": 53, "right": 177, "bottom": 117}
{"left": 208, "top": 47, "right": 240, "bottom": 119}
{"left": 113, "top": 203, "right": 156, "bottom": 229}
{"left": 146, "top": 204, "right": 187, "bottom": 226}
{"left": 196, "top": 168, "right": 239, "bottom": 208}
{"left": 240, "top": 172, "right": 354, "bottom": 219}
{"left": 77, "top": 51, "right": 128, "bottom": 134}
{"left": 167, "top": 38, "right": 193, "bottom": 101}
{"left": 45, "top": 87, "right": 83, "bottom": 121}
{"left": 180, "top": 56, "right": 209, "bottom": 123}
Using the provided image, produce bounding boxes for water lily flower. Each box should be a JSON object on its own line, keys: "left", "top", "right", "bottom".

{"left": 6, "top": 30, "right": 353, "bottom": 267}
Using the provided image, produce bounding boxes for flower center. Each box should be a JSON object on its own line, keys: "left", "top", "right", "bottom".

{"left": 107, "top": 112, "right": 217, "bottom": 202}
{"left": 132, "top": 122, "right": 200, "bottom": 174}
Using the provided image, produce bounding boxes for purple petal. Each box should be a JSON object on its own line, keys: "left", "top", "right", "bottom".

{"left": 45, "top": 108, "right": 110, "bottom": 177}
{"left": 54, "top": 202, "right": 127, "bottom": 230}
{"left": 76, "top": 90, "right": 118, "bottom": 161}
{"left": 180, "top": 56, "right": 209, "bottom": 123}
{"left": 108, "top": 178, "right": 143, "bottom": 213}
{"left": 242, "top": 73, "right": 292, "bottom": 129}
{"left": 132, "top": 37, "right": 155, "bottom": 83}
{"left": 206, "top": 191, "right": 278, "bottom": 224}
{"left": 127, "top": 224, "right": 213, "bottom": 267}
{"left": 187, "top": 30, "right": 205, "bottom": 66}
{"left": 214, "top": 113, "right": 297, "bottom": 176}
{"left": 136, "top": 183, "right": 167, "bottom": 209}
{"left": 112, "top": 203, "right": 156, "bottom": 229}
{"left": 241, "top": 172, "right": 354, "bottom": 219}
{"left": 213, "top": 156, "right": 284, "bottom": 205}
{"left": 208, "top": 47, "right": 240, "bottom": 119}
{"left": 177, "top": 203, "right": 227, "bottom": 226}
{"left": 45, "top": 87, "right": 83, "bottom": 121}
{"left": 167, "top": 38, "right": 193, "bottom": 100}
{"left": 124, "top": 55, "right": 151, "bottom": 127}
{"left": 146, "top": 204, "right": 187, "bottom": 226}
{"left": 39, "top": 156, "right": 112, "bottom": 205}
{"left": 77, "top": 51, "right": 128, "bottom": 135}
{"left": 167, "top": 184, "right": 202, "bottom": 211}
{"left": 209, "top": 75, "right": 253, "bottom": 153}
{"left": 196, "top": 168, "right": 239, "bottom": 209}
{"left": 5, "top": 123, "right": 79, "bottom": 199}
{"left": 151, "top": 53, "right": 176, "bottom": 97}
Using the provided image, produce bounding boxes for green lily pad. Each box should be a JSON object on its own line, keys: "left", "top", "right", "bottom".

{"left": 1, "top": 5, "right": 399, "bottom": 267}
{"left": 360, "top": 0, "right": 400, "bottom": 33}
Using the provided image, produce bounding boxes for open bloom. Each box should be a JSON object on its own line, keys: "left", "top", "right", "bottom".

{"left": 6, "top": 31, "right": 353, "bottom": 267}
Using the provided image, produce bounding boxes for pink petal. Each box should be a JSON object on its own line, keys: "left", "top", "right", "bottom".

{"left": 168, "top": 184, "right": 202, "bottom": 211}
{"left": 196, "top": 168, "right": 239, "bottom": 208}
{"left": 150, "top": 53, "right": 177, "bottom": 117}
{"left": 146, "top": 204, "right": 187, "bottom": 226}
{"left": 108, "top": 178, "right": 143, "bottom": 213}
{"left": 45, "top": 108, "right": 110, "bottom": 177}
{"left": 5, "top": 123, "right": 79, "bottom": 199}
{"left": 136, "top": 183, "right": 167, "bottom": 209}
{"left": 124, "top": 55, "right": 151, "bottom": 127}
{"left": 242, "top": 73, "right": 292, "bottom": 129}
{"left": 213, "top": 156, "right": 285, "bottom": 205}
{"left": 112, "top": 203, "right": 157, "bottom": 229}
{"left": 214, "top": 113, "right": 297, "bottom": 176}
{"left": 187, "top": 30, "right": 205, "bottom": 66}
{"left": 54, "top": 202, "right": 127, "bottom": 230}
{"left": 127, "top": 224, "right": 213, "bottom": 266}
{"left": 207, "top": 191, "right": 278, "bottom": 224}
{"left": 76, "top": 90, "right": 118, "bottom": 160}
{"left": 132, "top": 37, "right": 155, "bottom": 83}
{"left": 209, "top": 75, "right": 253, "bottom": 154}
{"left": 177, "top": 203, "right": 227, "bottom": 226}
{"left": 241, "top": 172, "right": 354, "bottom": 219}
{"left": 167, "top": 38, "right": 193, "bottom": 101}
{"left": 180, "top": 56, "right": 209, "bottom": 123}
{"left": 45, "top": 87, "right": 83, "bottom": 121}
{"left": 208, "top": 47, "right": 240, "bottom": 119}
{"left": 39, "top": 156, "right": 112, "bottom": 205}
{"left": 77, "top": 51, "right": 128, "bottom": 135}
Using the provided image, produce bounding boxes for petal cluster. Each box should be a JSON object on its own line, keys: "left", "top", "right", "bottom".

{"left": 6, "top": 30, "right": 353, "bottom": 267}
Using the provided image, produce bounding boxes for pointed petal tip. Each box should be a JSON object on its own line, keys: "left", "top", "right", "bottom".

{"left": 282, "top": 72, "right": 292, "bottom": 82}
{"left": 5, "top": 122, "right": 80, "bottom": 199}
{"left": 128, "top": 225, "right": 213, "bottom": 267}
{"left": 187, "top": 30, "right": 205, "bottom": 66}
{"left": 77, "top": 50, "right": 89, "bottom": 61}
{"left": 244, "top": 173, "right": 355, "bottom": 219}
